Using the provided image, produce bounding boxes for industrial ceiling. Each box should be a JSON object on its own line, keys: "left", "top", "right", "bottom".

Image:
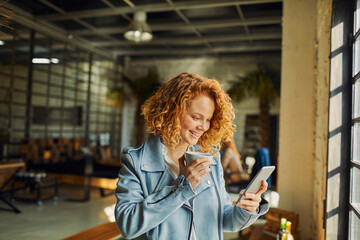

{"left": 2, "top": 0, "right": 283, "bottom": 60}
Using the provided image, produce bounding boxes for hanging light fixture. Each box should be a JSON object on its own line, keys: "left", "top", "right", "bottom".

{"left": 124, "top": 11, "right": 153, "bottom": 42}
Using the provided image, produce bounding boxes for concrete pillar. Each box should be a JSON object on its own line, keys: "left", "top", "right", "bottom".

{"left": 279, "top": 0, "right": 331, "bottom": 239}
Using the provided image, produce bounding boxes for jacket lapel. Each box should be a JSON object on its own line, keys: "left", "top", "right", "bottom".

{"left": 140, "top": 135, "right": 175, "bottom": 193}
{"left": 139, "top": 135, "right": 218, "bottom": 198}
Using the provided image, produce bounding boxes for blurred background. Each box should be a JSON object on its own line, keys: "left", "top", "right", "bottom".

{"left": 0, "top": 0, "right": 359, "bottom": 240}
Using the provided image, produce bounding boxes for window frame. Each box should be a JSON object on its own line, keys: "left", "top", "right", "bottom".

{"left": 350, "top": 0, "right": 360, "bottom": 237}
{"left": 325, "top": 0, "right": 359, "bottom": 239}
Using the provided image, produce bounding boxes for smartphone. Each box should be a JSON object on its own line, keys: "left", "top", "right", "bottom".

{"left": 235, "top": 166, "right": 275, "bottom": 205}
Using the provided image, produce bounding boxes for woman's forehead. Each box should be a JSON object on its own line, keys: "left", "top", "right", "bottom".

{"left": 187, "top": 95, "right": 215, "bottom": 116}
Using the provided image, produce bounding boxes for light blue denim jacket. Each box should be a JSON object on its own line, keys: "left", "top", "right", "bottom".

{"left": 115, "top": 135, "right": 269, "bottom": 240}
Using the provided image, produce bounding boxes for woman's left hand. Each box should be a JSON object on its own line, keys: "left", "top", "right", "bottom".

{"left": 234, "top": 180, "right": 268, "bottom": 213}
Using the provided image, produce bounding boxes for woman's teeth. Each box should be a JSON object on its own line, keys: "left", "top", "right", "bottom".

{"left": 190, "top": 131, "right": 200, "bottom": 137}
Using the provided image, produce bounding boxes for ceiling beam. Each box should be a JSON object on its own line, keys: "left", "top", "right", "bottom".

{"left": 113, "top": 44, "right": 281, "bottom": 56}
{"left": 38, "top": 0, "right": 122, "bottom": 44}
{"left": 101, "top": 0, "right": 132, "bottom": 22}
{"left": 165, "top": 0, "right": 214, "bottom": 50}
{"left": 69, "top": 17, "right": 281, "bottom": 36}
{"left": 4, "top": 3, "right": 115, "bottom": 59}
{"left": 2, "top": 32, "right": 281, "bottom": 49}
{"left": 36, "top": 0, "right": 283, "bottom": 21}
{"left": 91, "top": 32, "right": 281, "bottom": 47}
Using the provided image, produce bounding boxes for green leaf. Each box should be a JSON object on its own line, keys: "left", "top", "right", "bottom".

{"left": 227, "top": 64, "right": 280, "bottom": 103}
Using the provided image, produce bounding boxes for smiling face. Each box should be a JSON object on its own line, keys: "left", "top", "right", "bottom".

{"left": 179, "top": 94, "right": 215, "bottom": 148}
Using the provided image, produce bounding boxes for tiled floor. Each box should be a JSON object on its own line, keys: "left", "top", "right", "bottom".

{"left": 0, "top": 184, "right": 240, "bottom": 240}
{"left": 0, "top": 185, "right": 116, "bottom": 240}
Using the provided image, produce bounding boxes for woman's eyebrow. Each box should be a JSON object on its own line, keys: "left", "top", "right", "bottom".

{"left": 190, "top": 112, "right": 212, "bottom": 119}
{"left": 190, "top": 112, "right": 204, "bottom": 117}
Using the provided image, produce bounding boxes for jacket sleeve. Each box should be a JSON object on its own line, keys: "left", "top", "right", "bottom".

{"left": 114, "top": 151, "right": 196, "bottom": 239}
{"left": 215, "top": 152, "right": 270, "bottom": 232}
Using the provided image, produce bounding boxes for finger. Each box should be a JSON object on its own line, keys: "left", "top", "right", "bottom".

{"left": 197, "top": 168, "right": 211, "bottom": 180}
{"left": 198, "top": 167, "right": 211, "bottom": 175}
{"left": 188, "top": 167, "right": 210, "bottom": 180}
{"left": 192, "top": 157, "right": 212, "bottom": 167}
{"left": 188, "top": 170, "right": 210, "bottom": 187}
{"left": 236, "top": 202, "right": 257, "bottom": 209}
{"left": 256, "top": 180, "right": 268, "bottom": 195}
{"left": 243, "top": 193, "right": 261, "bottom": 202}
{"left": 238, "top": 205, "right": 258, "bottom": 213}
{"left": 239, "top": 199, "right": 260, "bottom": 208}
{"left": 237, "top": 205, "right": 259, "bottom": 213}
{"left": 195, "top": 161, "right": 213, "bottom": 170}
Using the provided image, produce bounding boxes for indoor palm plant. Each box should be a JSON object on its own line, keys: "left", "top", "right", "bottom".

{"left": 106, "top": 86, "right": 124, "bottom": 109}
{"left": 228, "top": 63, "right": 280, "bottom": 149}
{"left": 121, "top": 67, "right": 161, "bottom": 146}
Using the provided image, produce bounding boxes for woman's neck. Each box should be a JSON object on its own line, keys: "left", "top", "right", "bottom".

{"left": 163, "top": 141, "right": 188, "bottom": 166}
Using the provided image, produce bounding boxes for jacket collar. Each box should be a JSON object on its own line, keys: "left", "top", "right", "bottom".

{"left": 139, "top": 135, "right": 217, "bottom": 172}
{"left": 140, "top": 135, "right": 166, "bottom": 172}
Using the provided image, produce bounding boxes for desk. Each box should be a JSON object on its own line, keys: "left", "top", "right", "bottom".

{"left": 0, "top": 161, "right": 25, "bottom": 213}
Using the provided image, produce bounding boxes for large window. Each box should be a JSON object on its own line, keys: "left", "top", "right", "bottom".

{"left": 325, "top": 0, "right": 360, "bottom": 239}
{"left": 350, "top": 0, "right": 360, "bottom": 238}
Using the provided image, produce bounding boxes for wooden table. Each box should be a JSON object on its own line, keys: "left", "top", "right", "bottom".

{"left": 0, "top": 161, "right": 25, "bottom": 213}
{"left": 62, "top": 221, "right": 122, "bottom": 240}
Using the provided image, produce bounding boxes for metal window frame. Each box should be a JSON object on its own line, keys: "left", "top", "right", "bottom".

{"left": 350, "top": 0, "right": 360, "bottom": 238}
{"left": 325, "top": 0, "right": 355, "bottom": 239}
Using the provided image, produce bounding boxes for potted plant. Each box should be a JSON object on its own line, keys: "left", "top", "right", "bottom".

{"left": 121, "top": 67, "right": 162, "bottom": 146}
{"left": 228, "top": 63, "right": 280, "bottom": 149}
{"left": 106, "top": 86, "right": 124, "bottom": 109}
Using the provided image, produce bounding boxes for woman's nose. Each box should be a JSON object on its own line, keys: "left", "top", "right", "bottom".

{"left": 197, "top": 120, "right": 209, "bottom": 131}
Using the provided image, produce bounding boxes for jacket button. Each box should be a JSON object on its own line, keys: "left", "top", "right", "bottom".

{"left": 207, "top": 180, "right": 211, "bottom": 185}
{"left": 143, "top": 164, "right": 147, "bottom": 168}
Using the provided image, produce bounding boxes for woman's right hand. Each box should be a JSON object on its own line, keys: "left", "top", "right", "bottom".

{"left": 179, "top": 156, "right": 213, "bottom": 189}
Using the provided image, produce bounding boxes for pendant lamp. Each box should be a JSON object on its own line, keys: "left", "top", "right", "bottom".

{"left": 124, "top": 11, "right": 153, "bottom": 42}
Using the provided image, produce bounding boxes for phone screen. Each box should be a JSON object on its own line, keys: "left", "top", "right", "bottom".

{"left": 235, "top": 166, "right": 275, "bottom": 205}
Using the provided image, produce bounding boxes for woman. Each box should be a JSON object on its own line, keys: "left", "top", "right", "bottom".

{"left": 221, "top": 137, "right": 245, "bottom": 185}
{"left": 115, "top": 73, "right": 269, "bottom": 240}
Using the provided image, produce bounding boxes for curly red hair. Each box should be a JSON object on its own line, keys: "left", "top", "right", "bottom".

{"left": 141, "top": 73, "right": 235, "bottom": 153}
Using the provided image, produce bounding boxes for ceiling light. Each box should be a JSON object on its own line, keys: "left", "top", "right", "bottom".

{"left": 0, "top": 40, "right": 4, "bottom": 45}
{"left": 124, "top": 11, "right": 153, "bottom": 42}
{"left": 51, "top": 58, "right": 59, "bottom": 64}
{"left": 32, "top": 58, "right": 59, "bottom": 64}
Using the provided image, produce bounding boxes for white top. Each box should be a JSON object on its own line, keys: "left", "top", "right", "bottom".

{"left": 161, "top": 143, "right": 197, "bottom": 240}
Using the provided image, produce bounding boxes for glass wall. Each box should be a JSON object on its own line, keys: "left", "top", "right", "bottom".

{"left": 0, "top": 23, "right": 30, "bottom": 160}
{"left": 0, "top": 24, "right": 122, "bottom": 161}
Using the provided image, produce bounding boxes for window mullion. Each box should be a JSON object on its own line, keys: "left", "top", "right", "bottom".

{"left": 350, "top": 203, "right": 360, "bottom": 218}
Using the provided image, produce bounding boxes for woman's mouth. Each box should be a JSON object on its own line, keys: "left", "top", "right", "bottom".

{"left": 190, "top": 131, "right": 201, "bottom": 138}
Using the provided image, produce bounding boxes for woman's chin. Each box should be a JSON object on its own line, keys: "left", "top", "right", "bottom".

{"left": 188, "top": 138, "right": 200, "bottom": 146}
